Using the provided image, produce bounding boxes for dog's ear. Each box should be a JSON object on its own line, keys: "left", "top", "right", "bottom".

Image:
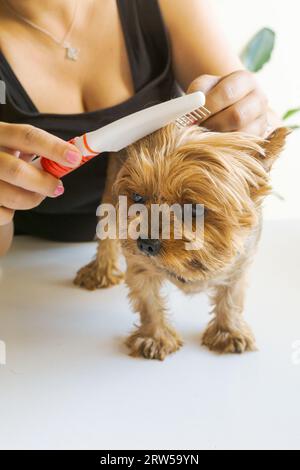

{"left": 254, "top": 127, "right": 291, "bottom": 172}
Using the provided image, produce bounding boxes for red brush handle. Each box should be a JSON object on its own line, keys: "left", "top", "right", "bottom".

{"left": 40, "top": 137, "right": 99, "bottom": 179}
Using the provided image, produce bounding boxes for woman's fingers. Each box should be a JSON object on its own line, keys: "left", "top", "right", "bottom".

{"left": 0, "top": 206, "right": 15, "bottom": 226}
{"left": 0, "top": 145, "right": 38, "bottom": 163}
{"left": 187, "top": 74, "right": 221, "bottom": 95}
{"left": 19, "top": 152, "right": 37, "bottom": 163}
{"left": 0, "top": 146, "right": 20, "bottom": 157}
{"left": 0, "top": 150, "right": 64, "bottom": 198}
{"left": 187, "top": 71, "right": 273, "bottom": 136}
{"left": 0, "top": 125, "right": 68, "bottom": 223}
{"left": 0, "top": 180, "right": 45, "bottom": 210}
{"left": 188, "top": 70, "right": 259, "bottom": 124}
{"left": 204, "top": 70, "right": 257, "bottom": 117}
{"left": 204, "top": 89, "right": 268, "bottom": 132}
{"left": 0, "top": 123, "right": 81, "bottom": 167}
{"left": 239, "top": 114, "right": 269, "bottom": 137}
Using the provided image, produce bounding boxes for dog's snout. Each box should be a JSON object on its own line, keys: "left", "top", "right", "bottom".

{"left": 137, "top": 237, "right": 161, "bottom": 256}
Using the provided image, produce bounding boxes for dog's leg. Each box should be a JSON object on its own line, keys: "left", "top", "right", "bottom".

{"left": 125, "top": 258, "right": 183, "bottom": 360}
{"left": 74, "top": 154, "right": 124, "bottom": 290}
{"left": 74, "top": 238, "right": 124, "bottom": 290}
{"left": 202, "top": 269, "right": 257, "bottom": 354}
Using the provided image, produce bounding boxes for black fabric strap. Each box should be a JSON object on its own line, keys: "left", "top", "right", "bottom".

{"left": 116, "top": 0, "right": 169, "bottom": 93}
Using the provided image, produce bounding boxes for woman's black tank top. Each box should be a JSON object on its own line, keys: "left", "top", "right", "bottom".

{"left": 0, "top": 0, "right": 181, "bottom": 241}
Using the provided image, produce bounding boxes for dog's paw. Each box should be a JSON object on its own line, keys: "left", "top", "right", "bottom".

{"left": 202, "top": 320, "right": 257, "bottom": 354}
{"left": 126, "top": 326, "right": 183, "bottom": 361}
{"left": 74, "top": 260, "right": 124, "bottom": 290}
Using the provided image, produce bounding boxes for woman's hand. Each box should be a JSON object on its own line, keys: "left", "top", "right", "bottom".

{"left": 0, "top": 122, "right": 81, "bottom": 226}
{"left": 187, "top": 70, "right": 278, "bottom": 137}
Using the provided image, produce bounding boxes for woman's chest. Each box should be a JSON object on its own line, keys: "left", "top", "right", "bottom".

{"left": 0, "top": 2, "right": 135, "bottom": 114}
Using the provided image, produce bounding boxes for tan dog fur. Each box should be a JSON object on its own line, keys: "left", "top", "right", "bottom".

{"left": 74, "top": 124, "right": 289, "bottom": 360}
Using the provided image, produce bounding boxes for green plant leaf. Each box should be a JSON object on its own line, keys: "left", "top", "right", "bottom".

{"left": 282, "top": 108, "right": 300, "bottom": 121}
{"left": 240, "top": 28, "right": 275, "bottom": 72}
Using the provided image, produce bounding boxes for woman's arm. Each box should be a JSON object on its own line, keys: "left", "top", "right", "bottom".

{"left": 158, "top": 0, "right": 242, "bottom": 89}
{"left": 158, "top": 0, "right": 280, "bottom": 136}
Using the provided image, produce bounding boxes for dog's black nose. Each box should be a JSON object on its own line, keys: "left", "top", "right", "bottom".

{"left": 137, "top": 237, "right": 161, "bottom": 256}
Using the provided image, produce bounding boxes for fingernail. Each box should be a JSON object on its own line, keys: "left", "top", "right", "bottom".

{"left": 65, "top": 150, "right": 81, "bottom": 165}
{"left": 54, "top": 184, "right": 65, "bottom": 197}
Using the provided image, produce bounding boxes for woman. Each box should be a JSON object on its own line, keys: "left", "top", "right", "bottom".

{"left": 0, "top": 0, "right": 278, "bottom": 255}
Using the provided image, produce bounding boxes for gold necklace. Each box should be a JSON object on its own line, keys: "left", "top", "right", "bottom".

{"left": 4, "top": 0, "right": 80, "bottom": 61}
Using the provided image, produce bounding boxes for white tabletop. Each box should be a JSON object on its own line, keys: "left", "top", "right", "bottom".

{"left": 0, "top": 219, "right": 299, "bottom": 450}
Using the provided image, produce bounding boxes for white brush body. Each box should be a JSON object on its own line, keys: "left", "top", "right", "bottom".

{"left": 33, "top": 92, "right": 206, "bottom": 174}
{"left": 73, "top": 91, "right": 206, "bottom": 155}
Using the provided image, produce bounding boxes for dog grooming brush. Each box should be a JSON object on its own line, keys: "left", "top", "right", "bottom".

{"left": 35, "top": 91, "right": 210, "bottom": 179}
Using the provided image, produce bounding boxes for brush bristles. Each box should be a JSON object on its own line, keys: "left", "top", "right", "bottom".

{"left": 175, "top": 106, "right": 211, "bottom": 128}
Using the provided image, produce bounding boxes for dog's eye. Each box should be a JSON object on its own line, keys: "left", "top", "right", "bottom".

{"left": 132, "top": 193, "right": 145, "bottom": 203}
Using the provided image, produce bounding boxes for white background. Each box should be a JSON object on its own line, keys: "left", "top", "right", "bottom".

{"left": 0, "top": 0, "right": 299, "bottom": 451}
{"left": 213, "top": 0, "right": 300, "bottom": 220}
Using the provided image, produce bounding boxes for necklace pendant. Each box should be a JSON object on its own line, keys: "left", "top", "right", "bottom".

{"left": 64, "top": 42, "right": 79, "bottom": 61}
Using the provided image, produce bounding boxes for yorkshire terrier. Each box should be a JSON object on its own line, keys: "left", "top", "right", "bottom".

{"left": 74, "top": 123, "right": 289, "bottom": 360}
